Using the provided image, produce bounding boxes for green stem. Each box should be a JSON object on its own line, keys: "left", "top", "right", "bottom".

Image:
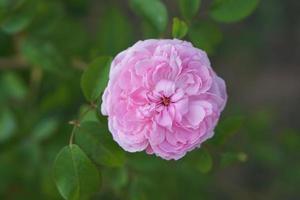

{"left": 69, "top": 124, "right": 77, "bottom": 146}
{"left": 68, "top": 102, "right": 96, "bottom": 146}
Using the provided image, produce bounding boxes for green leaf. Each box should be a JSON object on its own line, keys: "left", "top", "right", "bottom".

{"left": 0, "top": 0, "right": 25, "bottom": 13}
{"left": 0, "top": 107, "right": 16, "bottom": 143}
{"left": 96, "top": 6, "right": 133, "bottom": 56}
{"left": 0, "top": 30, "right": 14, "bottom": 55}
{"left": 189, "top": 20, "right": 222, "bottom": 53}
{"left": 196, "top": 149, "right": 213, "bottom": 173}
{"left": 41, "top": 165, "right": 65, "bottom": 200}
{"left": 178, "top": 0, "right": 201, "bottom": 20}
{"left": 74, "top": 121, "right": 125, "bottom": 167}
{"left": 141, "top": 21, "right": 160, "bottom": 38}
{"left": 210, "top": 0, "right": 259, "bottom": 23}
{"left": 172, "top": 17, "right": 188, "bottom": 39}
{"left": 0, "top": 1, "right": 19, "bottom": 26}
{"left": 27, "top": 1, "right": 64, "bottom": 37}
{"left": 31, "top": 118, "right": 59, "bottom": 142}
{"left": 64, "top": 0, "right": 89, "bottom": 16}
{"left": 130, "top": 0, "right": 168, "bottom": 33}
{"left": 79, "top": 105, "right": 99, "bottom": 123}
{"left": 20, "top": 37, "right": 66, "bottom": 72}
{"left": 43, "top": 18, "right": 89, "bottom": 58}
{"left": 0, "top": 72, "right": 28, "bottom": 102}
{"left": 1, "top": 0, "right": 36, "bottom": 33}
{"left": 53, "top": 144, "right": 101, "bottom": 200}
{"left": 80, "top": 56, "right": 112, "bottom": 102}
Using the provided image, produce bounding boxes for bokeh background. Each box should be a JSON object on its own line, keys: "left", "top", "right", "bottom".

{"left": 0, "top": 0, "right": 299, "bottom": 199}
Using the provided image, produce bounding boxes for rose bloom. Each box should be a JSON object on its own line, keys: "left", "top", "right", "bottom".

{"left": 101, "top": 39, "right": 227, "bottom": 160}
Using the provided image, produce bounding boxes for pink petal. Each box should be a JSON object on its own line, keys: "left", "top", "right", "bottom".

{"left": 149, "top": 124, "right": 165, "bottom": 145}
{"left": 154, "top": 79, "right": 175, "bottom": 97}
{"left": 185, "top": 101, "right": 206, "bottom": 126}
{"left": 156, "top": 108, "right": 173, "bottom": 128}
{"left": 171, "top": 88, "right": 184, "bottom": 102}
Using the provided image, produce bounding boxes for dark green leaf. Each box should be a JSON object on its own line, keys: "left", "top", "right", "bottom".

{"left": 53, "top": 144, "right": 101, "bottom": 200}
{"left": 64, "top": 0, "right": 89, "bottom": 16}
{"left": 74, "top": 121, "right": 125, "bottom": 167}
{"left": 1, "top": 0, "right": 36, "bottom": 33}
{"left": 189, "top": 20, "right": 222, "bottom": 53}
{"left": 27, "top": 1, "right": 64, "bottom": 37}
{"left": 80, "top": 56, "right": 112, "bottom": 102}
{"left": 40, "top": 18, "right": 89, "bottom": 58}
{"left": 172, "top": 17, "right": 188, "bottom": 39}
{"left": 20, "top": 37, "right": 66, "bottom": 72}
{"left": 0, "top": 107, "right": 16, "bottom": 143}
{"left": 0, "top": 72, "right": 28, "bottom": 102}
{"left": 130, "top": 0, "right": 168, "bottom": 33}
{"left": 141, "top": 21, "right": 160, "bottom": 38}
{"left": 0, "top": 30, "right": 14, "bottom": 55}
{"left": 96, "top": 6, "right": 133, "bottom": 56}
{"left": 178, "top": 0, "right": 201, "bottom": 20}
{"left": 210, "top": 0, "right": 259, "bottom": 23}
{"left": 79, "top": 105, "right": 99, "bottom": 123}
{"left": 0, "top": 0, "right": 25, "bottom": 14}
{"left": 41, "top": 165, "right": 65, "bottom": 200}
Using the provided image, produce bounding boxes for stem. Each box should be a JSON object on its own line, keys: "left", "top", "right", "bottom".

{"left": 0, "top": 56, "right": 27, "bottom": 69}
{"left": 69, "top": 124, "right": 77, "bottom": 146}
{"left": 68, "top": 102, "right": 97, "bottom": 146}
{"left": 79, "top": 104, "right": 94, "bottom": 121}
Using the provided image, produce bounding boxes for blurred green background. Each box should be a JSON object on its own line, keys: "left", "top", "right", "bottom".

{"left": 0, "top": 0, "right": 299, "bottom": 199}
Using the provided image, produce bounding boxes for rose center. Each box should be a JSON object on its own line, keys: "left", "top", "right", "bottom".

{"left": 161, "top": 96, "right": 171, "bottom": 106}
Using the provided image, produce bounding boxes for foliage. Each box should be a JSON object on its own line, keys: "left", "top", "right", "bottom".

{"left": 130, "top": 0, "right": 168, "bottom": 33}
{"left": 74, "top": 121, "right": 125, "bottom": 167}
{"left": 178, "top": 0, "right": 201, "bottom": 20}
{"left": 172, "top": 17, "right": 188, "bottom": 39}
{"left": 210, "top": 0, "right": 260, "bottom": 22}
{"left": 53, "top": 144, "right": 101, "bottom": 200}
{"left": 80, "top": 57, "right": 112, "bottom": 102}
{"left": 0, "top": 0, "right": 299, "bottom": 200}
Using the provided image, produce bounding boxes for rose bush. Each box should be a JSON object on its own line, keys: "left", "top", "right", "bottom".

{"left": 101, "top": 39, "right": 227, "bottom": 160}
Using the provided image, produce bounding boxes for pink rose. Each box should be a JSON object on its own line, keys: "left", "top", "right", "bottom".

{"left": 101, "top": 39, "right": 227, "bottom": 160}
